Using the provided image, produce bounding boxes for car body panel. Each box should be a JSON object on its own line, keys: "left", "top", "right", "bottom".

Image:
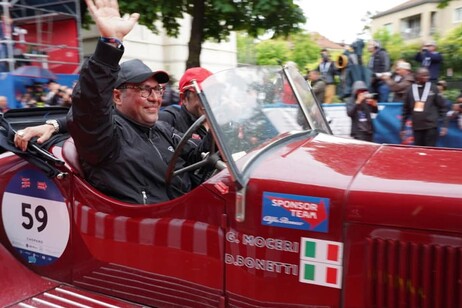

{"left": 0, "top": 66, "right": 461, "bottom": 307}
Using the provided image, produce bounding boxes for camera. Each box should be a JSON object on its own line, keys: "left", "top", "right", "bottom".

{"left": 375, "top": 72, "right": 391, "bottom": 78}
{"left": 364, "top": 93, "right": 378, "bottom": 100}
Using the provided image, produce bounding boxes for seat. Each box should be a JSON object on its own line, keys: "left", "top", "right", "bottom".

{"left": 62, "top": 137, "right": 84, "bottom": 177}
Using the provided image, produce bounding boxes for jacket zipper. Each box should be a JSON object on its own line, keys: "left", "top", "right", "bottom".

{"left": 141, "top": 190, "right": 147, "bottom": 205}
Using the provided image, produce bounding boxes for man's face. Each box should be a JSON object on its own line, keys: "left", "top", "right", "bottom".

{"left": 115, "top": 78, "right": 163, "bottom": 127}
{"left": 0, "top": 98, "right": 7, "bottom": 108}
{"left": 184, "top": 91, "right": 204, "bottom": 118}
{"left": 415, "top": 70, "right": 430, "bottom": 84}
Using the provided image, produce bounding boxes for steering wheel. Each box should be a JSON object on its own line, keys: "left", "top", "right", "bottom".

{"left": 165, "top": 115, "right": 224, "bottom": 197}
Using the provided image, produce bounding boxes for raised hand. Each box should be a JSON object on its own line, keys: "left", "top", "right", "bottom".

{"left": 85, "top": 0, "right": 139, "bottom": 41}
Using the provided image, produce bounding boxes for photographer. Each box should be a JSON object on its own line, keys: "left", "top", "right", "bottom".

{"left": 414, "top": 41, "right": 443, "bottom": 83}
{"left": 346, "top": 80, "right": 379, "bottom": 142}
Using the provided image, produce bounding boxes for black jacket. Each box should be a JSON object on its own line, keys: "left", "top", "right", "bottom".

{"left": 159, "top": 105, "right": 207, "bottom": 139}
{"left": 346, "top": 98, "right": 378, "bottom": 138}
{"left": 69, "top": 41, "right": 211, "bottom": 204}
{"left": 401, "top": 82, "right": 447, "bottom": 131}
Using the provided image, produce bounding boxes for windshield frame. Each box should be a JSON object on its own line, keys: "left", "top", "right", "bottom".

{"left": 198, "top": 65, "right": 331, "bottom": 189}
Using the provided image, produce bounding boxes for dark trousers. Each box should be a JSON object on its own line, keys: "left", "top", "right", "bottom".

{"left": 354, "top": 131, "right": 373, "bottom": 142}
{"left": 413, "top": 128, "right": 438, "bottom": 146}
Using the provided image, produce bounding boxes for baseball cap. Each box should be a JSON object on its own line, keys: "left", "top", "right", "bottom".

{"left": 352, "top": 80, "right": 368, "bottom": 96}
{"left": 179, "top": 67, "right": 213, "bottom": 95}
{"left": 115, "top": 59, "right": 169, "bottom": 88}
{"left": 397, "top": 61, "right": 411, "bottom": 71}
{"left": 425, "top": 41, "right": 436, "bottom": 46}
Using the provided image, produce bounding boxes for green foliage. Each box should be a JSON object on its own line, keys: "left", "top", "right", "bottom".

{"left": 237, "top": 32, "right": 257, "bottom": 65}
{"left": 445, "top": 89, "right": 460, "bottom": 102}
{"left": 290, "top": 32, "right": 320, "bottom": 70}
{"left": 248, "top": 31, "right": 319, "bottom": 70}
{"left": 439, "top": 24, "right": 462, "bottom": 77}
{"left": 369, "top": 29, "right": 406, "bottom": 65}
{"left": 114, "top": 0, "right": 306, "bottom": 43}
{"left": 255, "top": 40, "right": 290, "bottom": 65}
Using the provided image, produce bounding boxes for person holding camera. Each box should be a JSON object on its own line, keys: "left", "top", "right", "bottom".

{"left": 346, "top": 80, "right": 379, "bottom": 142}
{"left": 414, "top": 41, "right": 443, "bottom": 83}
{"left": 380, "top": 61, "right": 415, "bottom": 103}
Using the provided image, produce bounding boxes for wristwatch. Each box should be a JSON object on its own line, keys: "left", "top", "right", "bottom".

{"left": 45, "top": 119, "right": 60, "bottom": 134}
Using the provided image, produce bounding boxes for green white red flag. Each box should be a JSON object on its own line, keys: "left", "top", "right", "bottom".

{"left": 299, "top": 237, "right": 343, "bottom": 289}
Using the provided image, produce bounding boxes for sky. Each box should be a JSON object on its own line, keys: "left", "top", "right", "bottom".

{"left": 296, "top": 0, "right": 408, "bottom": 44}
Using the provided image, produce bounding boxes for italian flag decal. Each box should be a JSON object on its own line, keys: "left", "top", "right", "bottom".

{"left": 299, "top": 237, "right": 343, "bottom": 289}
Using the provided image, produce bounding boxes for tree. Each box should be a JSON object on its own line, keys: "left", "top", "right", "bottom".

{"left": 255, "top": 39, "right": 290, "bottom": 65}
{"left": 110, "top": 0, "right": 306, "bottom": 69}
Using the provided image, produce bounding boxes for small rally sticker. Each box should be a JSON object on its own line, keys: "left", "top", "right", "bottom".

{"left": 299, "top": 237, "right": 343, "bottom": 289}
{"left": 1, "top": 168, "right": 70, "bottom": 266}
{"left": 261, "top": 192, "right": 330, "bottom": 232}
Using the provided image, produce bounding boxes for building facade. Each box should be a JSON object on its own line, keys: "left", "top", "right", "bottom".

{"left": 370, "top": 0, "right": 462, "bottom": 44}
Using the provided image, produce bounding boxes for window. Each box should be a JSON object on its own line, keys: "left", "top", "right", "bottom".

{"left": 400, "top": 15, "right": 421, "bottom": 39}
{"left": 455, "top": 7, "right": 462, "bottom": 22}
{"left": 384, "top": 23, "right": 392, "bottom": 34}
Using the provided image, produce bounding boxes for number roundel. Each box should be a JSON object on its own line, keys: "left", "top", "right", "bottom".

{"left": 1, "top": 168, "right": 70, "bottom": 266}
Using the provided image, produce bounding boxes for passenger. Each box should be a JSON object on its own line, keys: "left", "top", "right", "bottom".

{"left": 15, "top": 0, "right": 212, "bottom": 204}
{"left": 159, "top": 67, "right": 212, "bottom": 139}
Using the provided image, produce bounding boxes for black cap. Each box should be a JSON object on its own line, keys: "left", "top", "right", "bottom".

{"left": 115, "top": 59, "right": 169, "bottom": 88}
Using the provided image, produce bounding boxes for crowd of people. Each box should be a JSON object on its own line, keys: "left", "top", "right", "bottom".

{"left": 16, "top": 81, "right": 74, "bottom": 108}
{"left": 305, "top": 38, "right": 457, "bottom": 147}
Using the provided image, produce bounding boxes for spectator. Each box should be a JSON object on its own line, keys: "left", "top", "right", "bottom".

{"left": 447, "top": 94, "right": 462, "bottom": 129}
{"left": 161, "top": 76, "right": 180, "bottom": 107}
{"left": 367, "top": 40, "right": 391, "bottom": 102}
{"left": 346, "top": 80, "right": 379, "bottom": 142}
{"left": 317, "top": 49, "right": 337, "bottom": 103}
{"left": 414, "top": 41, "right": 443, "bottom": 83}
{"left": 436, "top": 80, "right": 452, "bottom": 112}
{"left": 20, "top": 86, "right": 37, "bottom": 108}
{"left": 45, "top": 81, "right": 61, "bottom": 106}
{"left": 381, "top": 61, "right": 414, "bottom": 103}
{"left": 0, "top": 96, "right": 9, "bottom": 113}
{"left": 401, "top": 67, "right": 448, "bottom": 146}
{"left": 307, "top": 70, "right": 326, "bottom": 104}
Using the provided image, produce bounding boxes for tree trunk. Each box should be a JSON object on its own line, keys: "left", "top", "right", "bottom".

{"left": 186, "top": 0, "right": 205, "bottom": 69}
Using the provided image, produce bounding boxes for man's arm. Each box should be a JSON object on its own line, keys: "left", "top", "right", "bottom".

{"left": 68, "top": 0, "right": 139, "bottom": 165}
{"left": 14, "top": 115, "right": 68, "bottom": 151}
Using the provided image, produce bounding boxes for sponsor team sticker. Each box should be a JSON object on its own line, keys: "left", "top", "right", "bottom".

{"left": 1, "top": 168, "right": 70, "bottom": 266}
{"left": 299, "top": 237, "right": 343, "bottom": 289}
{"left": 261, "top": 192, "right": 330, "bottom": 232}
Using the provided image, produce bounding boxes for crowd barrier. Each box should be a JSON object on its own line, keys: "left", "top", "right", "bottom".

{"left": 323, "top": 102, "right": 462, "bottom": 149}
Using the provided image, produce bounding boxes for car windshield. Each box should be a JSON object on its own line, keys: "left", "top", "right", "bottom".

{"left": 200, "top": 65, "right": 331, "bottom": 187}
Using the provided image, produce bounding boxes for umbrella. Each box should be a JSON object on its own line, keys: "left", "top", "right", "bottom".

{"left": 11, "top": 65, "right": 57, "bottom": 80}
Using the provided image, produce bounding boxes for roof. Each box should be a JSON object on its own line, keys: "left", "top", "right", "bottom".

{"left": 311, "top": 32, "right": 344, "bottom": 50}
{"left": 372, "top": 0, "right": 441, "bottom": 18}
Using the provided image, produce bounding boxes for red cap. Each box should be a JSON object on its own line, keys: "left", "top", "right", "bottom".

{"left": 179, "top": 67, "right": 213, "bottom": 96}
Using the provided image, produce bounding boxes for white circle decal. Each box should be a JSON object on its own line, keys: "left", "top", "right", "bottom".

{"left": 2, "top": 168, "right": 70, "bottom": 266}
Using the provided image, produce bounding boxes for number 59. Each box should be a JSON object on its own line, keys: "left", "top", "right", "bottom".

{"left": 21, "top": 202, "right": 48, "bottom": 232}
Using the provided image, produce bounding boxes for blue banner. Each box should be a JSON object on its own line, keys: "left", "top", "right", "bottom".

{"left": 323, "top": 103, "right": 462, "bottom": 148}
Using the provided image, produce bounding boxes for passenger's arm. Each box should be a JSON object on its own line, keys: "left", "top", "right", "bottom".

{"left": 14, "top": 116, "right": 68, "bottom": 151}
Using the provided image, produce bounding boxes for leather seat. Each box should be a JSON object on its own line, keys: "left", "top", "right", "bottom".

{"left": 62, "top": 137, "right": 84, "bottom": 177}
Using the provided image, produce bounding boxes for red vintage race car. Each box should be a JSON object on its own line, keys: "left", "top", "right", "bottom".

{"left": 0, "top": 65, "right": 461, "bottom": 307}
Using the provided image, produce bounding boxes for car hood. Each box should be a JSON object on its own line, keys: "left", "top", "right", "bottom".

{"left": 246, "top": 133, "right": 462, "bottom": 234}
